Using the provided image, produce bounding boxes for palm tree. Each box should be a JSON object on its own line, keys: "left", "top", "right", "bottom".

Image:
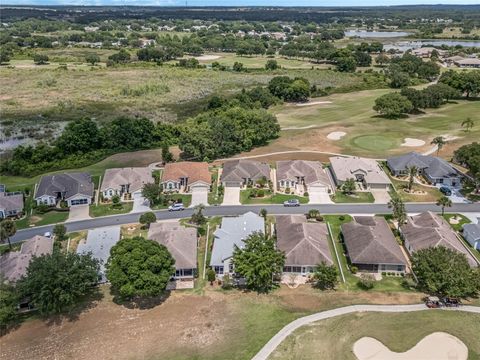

{"left": 461, "top": 117, "right": 474, "bottom": 132}
{"left": 0, "top": 219, "right": 17, "bottom": 249}
{"left": 436, "top": 195, "right": 452, "bottom": 216}
{"left": 407, "top": 165, "right": 418, "bottom": 192}
{"left": 342, "top": 178, "right": 356, "bottom": 195}
{"left": 388, "top": 194, "right": 407, "bottom": 225}
{"left": 259, "top": 208, "right": 268, "bottom": 220}
{"left": 431, "top": 136, "right": 446, "bottom": 156}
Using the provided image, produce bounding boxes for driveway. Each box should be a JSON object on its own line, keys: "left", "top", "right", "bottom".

{"left": 435, "top": 185, "right": 469, "bottom": 204}
{"left": 308, "top": 188, "right": 332, "bottom": 204}
{"left": 190, "top": 187, "right": 208, "bottom": 207}
{"left": 222, "top": 186, "right": 241, "bottom": 205}
{"left": 131, "top": 192, "right": 151, "bottom": 213}
{"left": 371, "top": 189, "right": 391, "bottom": 204}
{"left": 67, "top": 204, "right": 91, "bottom": 222}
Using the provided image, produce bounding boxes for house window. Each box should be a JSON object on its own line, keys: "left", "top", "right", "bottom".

{"left": 280, "top": 181, "right": 284, "bottom": 187}
{"left": 214, "top": 266, "right": 224, "bottom": 274}
{"left": 229, "top": 263, "right": 235, "bottom": 273}
{"left": 397, "top": 265, "right": 403, "bottom": 272}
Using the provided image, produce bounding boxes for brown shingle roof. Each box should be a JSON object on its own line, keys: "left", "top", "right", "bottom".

{"left": 341, "top": 217, "right": 406, "bottom": 266}
{"left": 100, "top": 167, "right": 154, "bottom": 193}
{"left": 401, "top": 212, "right": 478, "bottom": 267}
{"left": 148, "top": 222, "right": 197, "bottom": 270}
{"left": 276, "top": 215, "right": 333, "bottom": 266}
{"left": 0, "top": 193, "right": 24, "bottom": 213}
{"left": 161, "top": 162, "right": 210, "bottom": 186}
{"left": 221, "top": 160, "right": 270, "bottom": 183}
{"left": 277, "top": 160, "right": 333, "bottom": 188}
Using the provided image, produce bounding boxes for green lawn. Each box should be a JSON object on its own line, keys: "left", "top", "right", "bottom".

{"left": 331, "top": 192, "right": 374, "bottom": 203}
{"left": 443, "top": 213, "right": 471, "bottom": 231}
{"left": 270, "top": 311, "right": 480, "bottom": 360}
{"left": 151, "top": 194, "right": 192, "bottom": 209}
{"left": 16, "top": 210, "right": 69, "bottom": 229}
{"left": 89, "top": 202, "right": 134, "bottom": 218}
{"left": 388, "top": 174, "right": 442, "bottom": 203}
{"left": 208, "top": 167, "right": 224, "bottom": 205}
{"left": 240, "top": 189, "right": 309, "bottom": 205}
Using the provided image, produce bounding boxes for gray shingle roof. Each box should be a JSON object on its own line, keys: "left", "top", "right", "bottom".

{"left": 401, "top": 212, "right": 477, "bottom": 267}
{"left": 463, "top": 223, "right": 480, "bottom": 241}
{"left": 100, "top": 167, "right": 154, "bottom": 193}
{"left": 276, "top": 215, "right": 333, "bottom": 266}
{"left": 341, "top": 217, "right": 406, "bottom": 266}
{"left": 36, "top": 172, "right": 94, "bottom": 200}
{"left": 0, "top": 193, "right": 23, "bottom": 213}
{"left": 148, "top": 221, "right": 197, "bottom": 270}
{"left": 387, "top": 152, "right": 459, "bottom": 179}
{"left": 276, "top": 160, "right": 333, "bottom": 188}
{"left": 329, "top": 156, "right": 391, "bottom": 185}
{"left": 210, "top": 212, "right": 264, "bottom": 266}
{"left": 221, "top": 160, "right": 270, "bottom": 183}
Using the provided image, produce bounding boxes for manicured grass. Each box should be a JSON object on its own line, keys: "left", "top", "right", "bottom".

{"left": 16, "top": 210, "right": 69, "bottom": 229}
{"left": 240, "top": 189, "right": 308, "bottom": 204}
{"left": 208, "top": 167, "right": 224, "bottom": 205}
{"left": 331, "top": 192, "right": 374, "bottom": 203}
{"left": 389, "top": 175, "right": 442, "bottom": 203}
{"left": 151, "top": 194, "right": 192, "bottom": 209}
{"left": 443, "top": 213, "right": 471, "bottom": 231}
{"left": 270, "top": 311, "right": 480, "bottom": 360}
{"left": 89, "top": 202, "right": 133, "bottom": 218}
{"left": 351, "top": 134, "right": 400, "bottom": 152}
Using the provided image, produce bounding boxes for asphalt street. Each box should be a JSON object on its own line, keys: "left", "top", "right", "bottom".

{"left": 11, "top": 202, "right": 480, "bottom": 243}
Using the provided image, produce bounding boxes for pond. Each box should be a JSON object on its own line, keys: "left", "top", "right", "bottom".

{"left": 345, "top": 30, "right": 412, "bottom": 38}
{"left": 385, "top": 40, "right": 480, "bottom": 52}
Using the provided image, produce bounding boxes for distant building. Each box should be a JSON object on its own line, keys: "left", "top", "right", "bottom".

{"left": 455, "top": 58, "right": 480, "bottom": 68}
{"left": 35, "top": 172, "right": 94, "bottom": 207}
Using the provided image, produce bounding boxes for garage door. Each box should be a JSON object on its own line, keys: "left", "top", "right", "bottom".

{"left": 308, "top": 186, "right": 332, "bottom": 204}
{"left": 71, "top": 198, "right": 88, "bottom": 206}
{"left": 191, "top": 187, "right": 208, "bottom": 207}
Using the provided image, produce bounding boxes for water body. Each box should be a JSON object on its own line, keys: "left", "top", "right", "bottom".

{"left": 385, "top": 40, "right": 480, "bottom": 52}
{"left": 345, "top": 30, "right": 412, "bottom": 38}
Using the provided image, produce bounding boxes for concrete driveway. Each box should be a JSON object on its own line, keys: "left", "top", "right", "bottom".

{"left": 190, "top": 187, "right": 208, "bottom": 207}
{"left": 371, "top": 189, "right": 391, "bottom": 204}
{"left": 67, "top": 204, "right": 91, "bottom": 222}
{"left": 131, "top": 192, "right": 151, "bottom": 213}
{"left": 308, "top": 188, "right": 333, "bottom": 204}
{"left": 223, "top": 186, "right": 241, "bottom": 205}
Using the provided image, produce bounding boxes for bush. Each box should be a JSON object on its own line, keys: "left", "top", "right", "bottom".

{"left": 285, "top": 187, "right": 291, "bottom": 194}
{"left": 35, "top": 204, "right": 50, "bottom": 214}
{"left": 257, "top": 189, "right": 265, "bottom": 197}
{"left": 303, "top": 192, "right": 309, "bottom": 197}
{"left": 221, "top": 274, "right": 233, "bottom": 290}
{"left": 350, "top": 266, "right": 358, "bottom": 274}
{"left": 207, "top": 269, "right": 216, "bottom": 284}
{"left": 339, "top": 215, "right": 345, "bottom": 221}
{"left": 316, "top": 215, "right": 324, "bottom": 222}
{"left": 358, "top": 274, "right": 375, "bottom": 290}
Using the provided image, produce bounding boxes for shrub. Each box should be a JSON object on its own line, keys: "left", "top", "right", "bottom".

{"left": 316, "top": 215, "right": 324, "bottom": 222}
{"left": 339, "top": 215, "right": 345, "bottom": 221}
{"left": 303, "top": 192, "right": 309, "bottom": 197}
{"left": 358, "top": 274, "right": 375, "bottom": 290}
{"left": 285, "top": 187, "right": 291, "bottom": 194}
{"left": 35, "top": 204, "right": 50, "bottom": 214}
{"left": 207, "top": 269, "right": 216, "bottom": 285}
{"left": 221, "top": 274, "right": 233, "bottom": 290}
{"left": 350, "top": 266, "right": 358, "bottom": 274}
{"left": 257, "top": 189, "right": 265, "bottom": 197}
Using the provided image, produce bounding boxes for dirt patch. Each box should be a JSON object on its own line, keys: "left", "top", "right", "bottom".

{"left": 327, "top": 131, "right": 347, "bottom": 141}
{"left": 296, "top": 100, "right": 332, "bottom": 107}
{"left": 401, "top": 138, "right": 425, "bottom": 147}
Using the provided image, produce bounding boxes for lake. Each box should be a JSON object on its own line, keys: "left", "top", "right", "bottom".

{"left": 345, "top": 30, "right": 412, "bottom": 38}
{"left": 385, "top": 40, "right": 480, "bottom": 52}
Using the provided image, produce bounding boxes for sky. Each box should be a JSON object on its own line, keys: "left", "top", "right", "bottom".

{"left": 3, "top": 0, "right": 480, "bottom": 6}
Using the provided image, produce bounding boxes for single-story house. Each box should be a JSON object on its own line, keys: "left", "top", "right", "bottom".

{"left": 387, "top": 152, "right": 462, "bottom": 188}
{"left": 400, "top": 212, "right": 478, "bottom": 267}
{"left": 148, "top": 221, "right": 197, "bottom": 280}
{"left": 276, "top": 215, "right": 333, "bottom": 274}
{"left": 329, "top": 156, "right": 391, "bottom": 190}
{"left": 210, "top": 211, "right": 264, "bottom": 277}
{"left": 276, "top": 160, "right": 334, "bottom": 195}
{"left": 444, "top": 55, "right": 465, "bottom": 66}
{"left": 35, "top": 172, "right": 94, "bottom": 207}
{"left": 100, "top": 167, "right": 154, "bottom": 200}
{"left": 0, "top": 191, "right": 24, "bottom": 219}
{"left": 341, "top": 217, "right": 407, "bottom": 274}
{"left": 0, "top": 235, "right": 53, "bottom": 283}
{"left": 161, "top": 162, "right": 210, "bottom": 193}
{"left": 411, "top": 47, "right": 446, "bottom": 58}
{"left": 462, "top": 223, "right": 480, "bottom": 251}
{"left": 221, "top": 160, "right": 270, "bottom": 188}
{"left": 455, "top": 58, "right": 480, "bottom": 68}
{"left": 77, "top": 226, "right": 121, "bottom": 283}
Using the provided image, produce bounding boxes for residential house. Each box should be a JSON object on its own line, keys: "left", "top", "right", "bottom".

{"left": 455, "top": 58, "right": 480, "bottom": 68}
{"left": 0, "top": 189, "right": 23, "bottom": 219}
{"left": 100, "top": 167, "right": 154, "bottom": 200}
{"left": 341, "top": 216, "right": 407, "bottom": 274}
{"left": 210, "top": 212, "right": 264, "bottom": 277}
{"left": 76, "top": 226, "right": 121, "bottom": 283}
{"left": 329, "top": 156, "right": 391, "bottom": 190}
{"left": 411, "top": 47, "right": 446, "bottom": 58}
{"left": 0, "top": 235, "right": 53, "bottom": 283}
{"left": 161, "top": 162, "right": 210, "bottom": 193}
{"left": 221, "top": 160, "right": 270, "bottom": 188}
{"left": 148, "top": 222, "right": 197, "bottom": 280}
{"left": 35, "top": 172, "right": 94, "bottom": 207}
{"left": 276, "top": 160, "right": 334, "bottom": 195}
{"left": 276, "top": 215, "right": 333, "bottom": 275}
{"left": 444, "top": 55, "right": 465, "bottom": 67}
{"left": 462, "top": 223, "right": 480, "bottom": 250}
{"left": 387, "top": 152, "right": 462, "bottom": 188}
{"left": 401, "top": 212, "right": 478, "bottom": 267}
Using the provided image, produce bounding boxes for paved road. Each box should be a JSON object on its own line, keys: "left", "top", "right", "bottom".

{"left": 11, "top": 202, "right": 480, "bottom": 243}
{"left": 251, "top": 304, "right": 480, "bottom": 360}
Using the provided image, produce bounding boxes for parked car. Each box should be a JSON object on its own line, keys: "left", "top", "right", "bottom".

{"left": 43, "top": 232, "right": 52, "bottom": 238}
{"left": 283, "top": 199, "right": 300, "bottom": 207}
{"left": 442, "top": 297, "right": 461, "bottom": 307}
{"left": 425, "top": 296, "right": 442, "bottom": 308}
{"left": 439, "top": 186, "right": 452, "bottom": 196}
{"left": 168, "top": 203, "right": 185, "bottom": 211}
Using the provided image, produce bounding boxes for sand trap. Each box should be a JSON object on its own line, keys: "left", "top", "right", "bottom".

{"left": 327, "top": 131, "right": 346, "bottom": 140}
{"left": 296, "top": 100, "right": 332, "bottom": 107}
{"left": 353, "top": 332, "right": 468, "bottom": 360}
{"left": 195, "top": 55, "right": 221, "bottom": 61}
{"left": 401, "top": 138, "right": 425, "bottom": 147}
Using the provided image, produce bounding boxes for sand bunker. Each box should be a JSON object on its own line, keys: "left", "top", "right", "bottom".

{"left": 195, "top": 55, "right": 221, "bottom": 61}
{"left": 353, "top": 332, "right": 468, "bottom": 360}
{"left": 296, "top": 101, "right": 332, "bottom": 107}
{"left": 327, "top": 131, "right": 346, "bottom": 140}
{"left": 401, "top": 138, "right": 425, "bottom": 147}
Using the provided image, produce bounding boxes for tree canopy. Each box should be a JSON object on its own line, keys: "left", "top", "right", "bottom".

{"left": 312, "top": 262, "right": 338, "bottom": 290}
{"left": 373, "top": 93, "right": 413, "bottom": 118}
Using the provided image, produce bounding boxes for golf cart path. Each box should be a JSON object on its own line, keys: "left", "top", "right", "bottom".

{"left": 251, "top": 304, "right": 480, "bottom": 360}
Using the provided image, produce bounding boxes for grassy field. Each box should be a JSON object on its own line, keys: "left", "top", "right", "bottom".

{"left": 270, "top": 311, "right": 480, "bottom": 360}
{"left": 331, "top": 191, "right": 375, "bottom": 203}
{"left": 15, "top": 209, "right": 69, "bottom": 229}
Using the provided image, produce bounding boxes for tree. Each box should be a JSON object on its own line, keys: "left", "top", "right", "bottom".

{"left": 342, "top": 178, "right": 356, "bottom": 195}
{"left": 0, "top": 49, "right": 11, "bottom": 64}
{"left": 18, "top": 251, "right": 99, "bottom": 315}
{"left": 353, "top": 51, "right": 372, "bottom": 67}
{"left": 232, "top": 61, "right": 244, "bottom": 72}
{"left": 111, "top": 194, "right": 121, "bottom": 207}
{"left": 85, "top": 53, "right": 100, "bottom": 65}
{"left": 461, "top": 118, "right": 474, "bottom": 132}
{"left": 107, "top": 49, "right": 130, "bottom": 64}
{"left": 358, "top": 273, "right": 375, "bottom": 290}
{"left": 0, "top": 219, "right": 16, "bottom": 249}
{"left": 335, "top": 56, "right": 356, "bottom": 72}
{"left": 373, "top": 93, "right": 413, "bottom": 118}
{"left": 436, "top": 196, "right": 452, "bottom": 215}
{"left": 33, "top": 54, "right": 49, "bottom": 65}
{"left": 412, "top": 247, "right": 480, "bottom": 298}
{"left": 431, "top": 136, "right": 446, "bottom": 156}
{"left": 407, "top": 165, "right": 418, "bottom": 192}
{"left": 0, "top": 279, "right": 18, "bottom": 328}
{"left": 388, "top": 194, "right": 406, "bottom": 225}
{"left": 375, "top": 53, "right": 389, "bottom": 66}
{"left": 312, "top": 262, "right": 338, "bottom": 290}
{"left": 265, "top": 59, "right": 279, "bottom": 70}
{"left": 191, "top": 204, "right": 206, "bottom": 225}
{"left": 161, "top": 144, "right": 173, "bottom": 163}
{"left": 106, "top": 237, "right": 175, "bottom": 299}
{"left": 389, "top": 70, "right": 410, "bottom": 88}
{"left": 259, "top": 208, "right": 268, "bottom": 220}
{"left": 207, "top": 268, "right": 216, "bottom": 285}
{"left": 53, "top": 224, "right": 67, "bottom": 242}
{"left": 232, "top": 232, "right": 285, "bottom": 293}
{"left": 142, "top": 183, "right": 162, "bottom": 205}
{"left": 139, "top": 212, "right": 156, "bottom": 228}
{"left": 55, "top": 118, "right": 101, "bottom": 155}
